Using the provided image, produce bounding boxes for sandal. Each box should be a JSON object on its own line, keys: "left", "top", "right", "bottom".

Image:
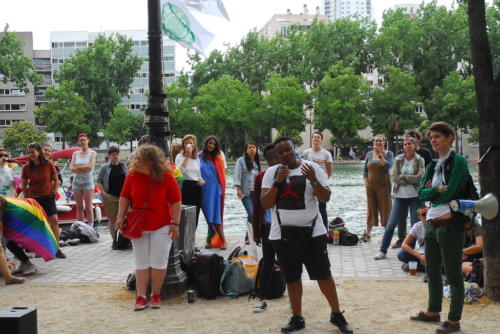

{"left": 362, "top": 231, "right": 371, "bottom": 242}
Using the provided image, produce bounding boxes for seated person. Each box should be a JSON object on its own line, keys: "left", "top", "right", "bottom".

{"left": 398, "top": 207, "right": 427, "bottom": 272}
{"left": 463, "top": 218, "right": 483, "bottom": 262}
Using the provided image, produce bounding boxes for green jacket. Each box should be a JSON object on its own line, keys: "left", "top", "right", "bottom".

{"left": 418, "top": 150, "right": 470, "bottom": 224}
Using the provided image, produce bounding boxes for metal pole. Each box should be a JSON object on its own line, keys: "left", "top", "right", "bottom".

{"left": 147, "top": 0, "right": 187, "bottom": 299}
{"left": 147, "top": 0, "right": 169, "bottom": 155}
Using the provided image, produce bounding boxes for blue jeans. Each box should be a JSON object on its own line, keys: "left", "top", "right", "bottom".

{"left": 379, "top": 197, "right": 421, "bottom": 254}
{"left": 241, "top": 191, "right": 254, "bottom": 224}
{"left": 397, "top": 238, "right": 419, "bottom": 263}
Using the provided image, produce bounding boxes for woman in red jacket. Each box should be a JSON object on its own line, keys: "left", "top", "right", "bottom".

{"left": 117, "top": 145, "right": 182, "bottom": 311}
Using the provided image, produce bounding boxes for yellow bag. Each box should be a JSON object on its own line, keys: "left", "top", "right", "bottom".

{"left": 233, "top": 255, "right": 259, "bottom": 279}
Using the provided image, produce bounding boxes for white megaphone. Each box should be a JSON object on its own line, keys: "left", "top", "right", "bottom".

{"left": 450, "top": 193, "right": 499, "bottom": 220}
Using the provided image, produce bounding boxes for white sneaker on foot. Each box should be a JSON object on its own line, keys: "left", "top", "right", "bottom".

{"left": 374, "top": 252, "right": 386, "bottom": 260}
{"left": 253, "top": 300, "right": 267, "bottom": 313}
{"left": 18, "top": 263, "right": 38, "bottom": 275}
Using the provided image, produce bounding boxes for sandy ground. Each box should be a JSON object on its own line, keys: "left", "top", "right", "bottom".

{"left": 1, "top": 279, "right": 499, "bottom": 334}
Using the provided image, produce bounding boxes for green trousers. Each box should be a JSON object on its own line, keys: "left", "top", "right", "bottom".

{"left": 424, "top": 222, "right": 465, "bottom": 322}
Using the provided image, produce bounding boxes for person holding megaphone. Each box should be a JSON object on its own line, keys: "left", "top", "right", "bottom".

{"left": 410, "top": 122, "right": 471, "bottom": 334}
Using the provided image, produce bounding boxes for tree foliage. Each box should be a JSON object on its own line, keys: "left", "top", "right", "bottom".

{"left": 369, "top": 66, "right": 422, "bottom": 150}
{"left": 313, "top": 63, "right": 369, "bottom": 148}
{"left": 35, "top": 82, "right": 93, "bottom": 145}
{"left": 194, "top": 75, "right": 264, "bottom": 156}
{"left": 55, "top": 34, "right": 142, "bottom": 128}
{"left": 0, "top": 25, "right": 41, "bottom": 90}
{"left": 264, "top": 74, "right": 307, "bottom": 138}
{"left": 2, "top": 121, "right": 47, "bottom": 154}
{"left": 103, "top": 106, "right": 145, "bottom": 148}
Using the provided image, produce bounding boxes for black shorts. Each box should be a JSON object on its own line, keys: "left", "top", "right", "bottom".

{"left": 273, "top": 234, "right": 332, "bottom": 283}
{"left": 33, "top": 194, "right": 57, "bottom": 217}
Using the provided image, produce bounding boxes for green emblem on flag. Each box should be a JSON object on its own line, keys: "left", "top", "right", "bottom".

{"left": 161, "top": 3, "right": 196, "bottom": 46}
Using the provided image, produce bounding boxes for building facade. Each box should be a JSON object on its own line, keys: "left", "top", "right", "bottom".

{"left": 50, "top": 30, "right": 176, "bottom": 113}
{"left": 322, "top": 0, "right": 373, "bottom": 22}
{"left": 0, "top": 32, "right": 36, "bottom": 140}
{"left": 258, "top": 5, "right": 328, "bottom": 39}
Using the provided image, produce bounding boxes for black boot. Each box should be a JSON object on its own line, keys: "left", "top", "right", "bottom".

{"left": 331, "top": 311, "right": 353, "bottom": 334}
{"left": 281, "top": 315, "right": 305, "bottom": 333}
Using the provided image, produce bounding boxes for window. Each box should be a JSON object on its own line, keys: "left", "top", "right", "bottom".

{"left": 163, "top": 56, "right": 175, "bottom": 61}
{"left": 0, "top": 89, "right": 25, "bottom": 96}
{"left": 163, "top": 73, "right": 175, "bottom": 78}
{"left": 0, "top": 119, "right": 21, "bottom": 127}
{"left": 0, "top": 104, "right": 26, "bottom": 112}
{"left": 76, "top": 42, "right": 87, "bottom": 48}
{"left": 141, "top": 41, "right": 148, "bottom": 46}
{"left": 63, "top": 42, "right": 75, "bottom": 47}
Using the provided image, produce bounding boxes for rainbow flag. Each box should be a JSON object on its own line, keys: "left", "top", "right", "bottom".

{"left": 2, "top": 197, "right": 58, "bottom": 261}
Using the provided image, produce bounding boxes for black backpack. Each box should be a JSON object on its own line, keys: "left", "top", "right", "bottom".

{"left": 254, "top": 258, "right": 286, "bottom": 300}
{"left": 339, "top": 228, "right": 359, "bottom": 246}
{"left": 193, "top": 253, "right": 225, "bottom": 299}
{"left": 115, "top": 230, "right": 132, "bottom": 250}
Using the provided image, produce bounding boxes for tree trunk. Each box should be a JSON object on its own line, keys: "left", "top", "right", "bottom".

{"left": 130, "top": 140, "right": 133, "bottom": 153}
{"left": 467, "top": 0, "right": 500, "bottom": 301}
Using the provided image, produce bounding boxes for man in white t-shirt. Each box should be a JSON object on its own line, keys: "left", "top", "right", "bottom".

{"left": 261, "top": 137, "right": 352, "bottom": 334}
{"left": 301, "top": 132, "right": 333, "bottom": 229}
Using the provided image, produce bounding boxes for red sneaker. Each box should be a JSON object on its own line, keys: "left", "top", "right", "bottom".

{"left": 134, "top": 295, "right": 148, "bottom": 311}
{"left": 151, "top": 293, "right": 162, "bottom": 309}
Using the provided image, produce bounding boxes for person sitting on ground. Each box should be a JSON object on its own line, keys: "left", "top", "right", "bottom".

{"left": 261, "top": 137, "right": 353, "bottom": 334}
{"left": 398, "top": 207, "right": 428, "bottom": 274}
{"left": 463, "top": 218, "right": 483, "bottom": 262}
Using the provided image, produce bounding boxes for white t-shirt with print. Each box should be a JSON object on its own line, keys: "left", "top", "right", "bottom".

{"left": 262, "top": 160, "right": 328, "bottom": 240}
{"left": 0, "top": 165, "right": 14, "bottom": 196}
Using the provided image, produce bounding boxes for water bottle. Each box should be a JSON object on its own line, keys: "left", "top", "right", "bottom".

{"left": 282, "top": 163, "right": 289, "bottom": 184}
{"left": 333, "top": 229, "right": 340, "bottom": 245}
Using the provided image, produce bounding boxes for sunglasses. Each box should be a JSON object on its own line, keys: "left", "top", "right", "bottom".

{"left": 0, "top": 154, "right": 8, "bottom": 158}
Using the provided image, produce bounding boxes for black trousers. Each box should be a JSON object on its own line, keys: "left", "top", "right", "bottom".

{"left": 319, "top": 201, "right": 328, "bottom": 229}
{"left": 6, "top": 240, "right": 30, "bottom": 263}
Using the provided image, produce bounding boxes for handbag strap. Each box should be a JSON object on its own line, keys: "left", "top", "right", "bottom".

{"left": 142, "top": 180, "right": 155, "bottom": 208}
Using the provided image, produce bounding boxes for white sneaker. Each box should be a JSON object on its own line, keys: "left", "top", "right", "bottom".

{"left": 253, "top": 300, "right": 267, "bottom": 313}
{"left": 374, "top": 252, "right": 386, "bottom": 260}
{"left": 20, "top": 263, "right": 38, "bottom": 275}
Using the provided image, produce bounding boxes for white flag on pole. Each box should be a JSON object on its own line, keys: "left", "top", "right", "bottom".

{"left": 160, "top": 0, "right": 215, "bottom": 57}
{"left": 185, "top": 0, "right": 230, "bottom": 21}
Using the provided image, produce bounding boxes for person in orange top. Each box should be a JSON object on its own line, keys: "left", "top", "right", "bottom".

{"left": 21, "top": 142, "right": 65, "bottom": 259}
{"left": 116, "top": 145, "right": 181, "bottom": 311}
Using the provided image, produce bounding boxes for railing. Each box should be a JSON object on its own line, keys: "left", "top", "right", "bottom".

{"left": 35, "top": 64, "right": 52, "bottom": 71}
{"left": 35, "top": 95, "right": 48, "bottom": 102}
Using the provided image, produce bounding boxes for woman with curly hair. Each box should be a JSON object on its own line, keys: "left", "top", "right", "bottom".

{"left": 116, "top": 145, "right": 181, "bottom": 311}
{"left": 199, "top": 135, "right": 227, "bottom": 249}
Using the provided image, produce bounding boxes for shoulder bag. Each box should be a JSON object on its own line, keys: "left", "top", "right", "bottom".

{"left": 121, "top": 181, "right": 154, "bottom": 239}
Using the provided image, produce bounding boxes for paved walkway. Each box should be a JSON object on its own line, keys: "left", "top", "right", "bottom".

{"left": 6, "top": 226, "right": 423, "bottom": 286}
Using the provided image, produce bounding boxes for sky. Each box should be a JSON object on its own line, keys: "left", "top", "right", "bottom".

{"left": 1, "top": 0, "right": 457, "bottom": 72}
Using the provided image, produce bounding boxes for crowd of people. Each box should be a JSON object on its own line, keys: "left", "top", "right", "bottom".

{"left": 0, "top": 121, "right": 484, "bottom": 334}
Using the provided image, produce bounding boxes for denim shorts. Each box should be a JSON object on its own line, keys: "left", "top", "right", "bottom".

{"left": 72, "top": 174, "right": 95, "bottom": 190}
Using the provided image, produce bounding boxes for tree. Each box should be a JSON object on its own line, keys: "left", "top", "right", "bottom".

{"left": 166, "top": 83, "right": 203, "bottom": 140}
{"left": 264, "top": 74, "right": 308, "bottom": 139}
{"left": 368, "top": 66, "right": 422, "bottom": 151}
{"left": 371, "top": 2, "right": 470, "bottom": 99}
{"left": 2, "top": 121, "right": 47, "bottom": 155}
{"left": 55, "top": 34, "right": 142, "bottom": 128}
{"left": 427, "top": 71, "right": 477, "bottom": 150}
{"left": 464, "top": 0, "right": 500, "bottom": 301}
{"left": 35, "top": 82, "right": 93, "bottom": 146}
{"left": 194, "top": 75, "right": 264, "bottom": 157}
{"left": 103, "top": 106, "right": 146, "bottom": 151}
{"left": 313, "top": 63, "right": 369, "bottom": 148}
{"left": 0, "top": 25, "right": 41, "bottom": 90}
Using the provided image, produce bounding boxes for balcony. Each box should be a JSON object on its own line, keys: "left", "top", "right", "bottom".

{"left": 35, "top": 95, "right": 48, "bottom": 102}
{"left": 35, "top": 64, "right": 52, "bottom": 71}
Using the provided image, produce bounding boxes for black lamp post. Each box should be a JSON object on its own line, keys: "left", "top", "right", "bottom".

{"left": 147, "top": 0, "right": 170, "bottom": 154}
{"left": 147, "top": 0, "right": 188, "bottom": 299}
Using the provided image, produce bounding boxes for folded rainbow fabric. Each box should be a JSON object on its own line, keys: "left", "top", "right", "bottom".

{"left": 2, "top": 197, "right": 58, "bottom": 261}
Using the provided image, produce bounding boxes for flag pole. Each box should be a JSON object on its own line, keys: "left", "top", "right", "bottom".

{"left": 147, "top": 0, "right": 188, "bottom": 299}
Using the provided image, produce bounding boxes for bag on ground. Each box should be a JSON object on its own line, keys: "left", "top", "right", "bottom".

{"left": 339, "top": 227, "right": 359, "bottom": 246}
{"left": 115, "top": 230, "right": 132, "bottom": 250}
{"left": 220, "top": 258, "right": 256, "bottom": 298}
{"left": 193, "top": 253, "right": 225, "bottom": 299}
{"left": 254, "top": 257, "right": 285, "bottom": 300}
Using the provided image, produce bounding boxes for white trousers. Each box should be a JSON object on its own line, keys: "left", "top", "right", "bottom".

{"left": 131, "top": 225, "right": 173, "bottom": 270}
